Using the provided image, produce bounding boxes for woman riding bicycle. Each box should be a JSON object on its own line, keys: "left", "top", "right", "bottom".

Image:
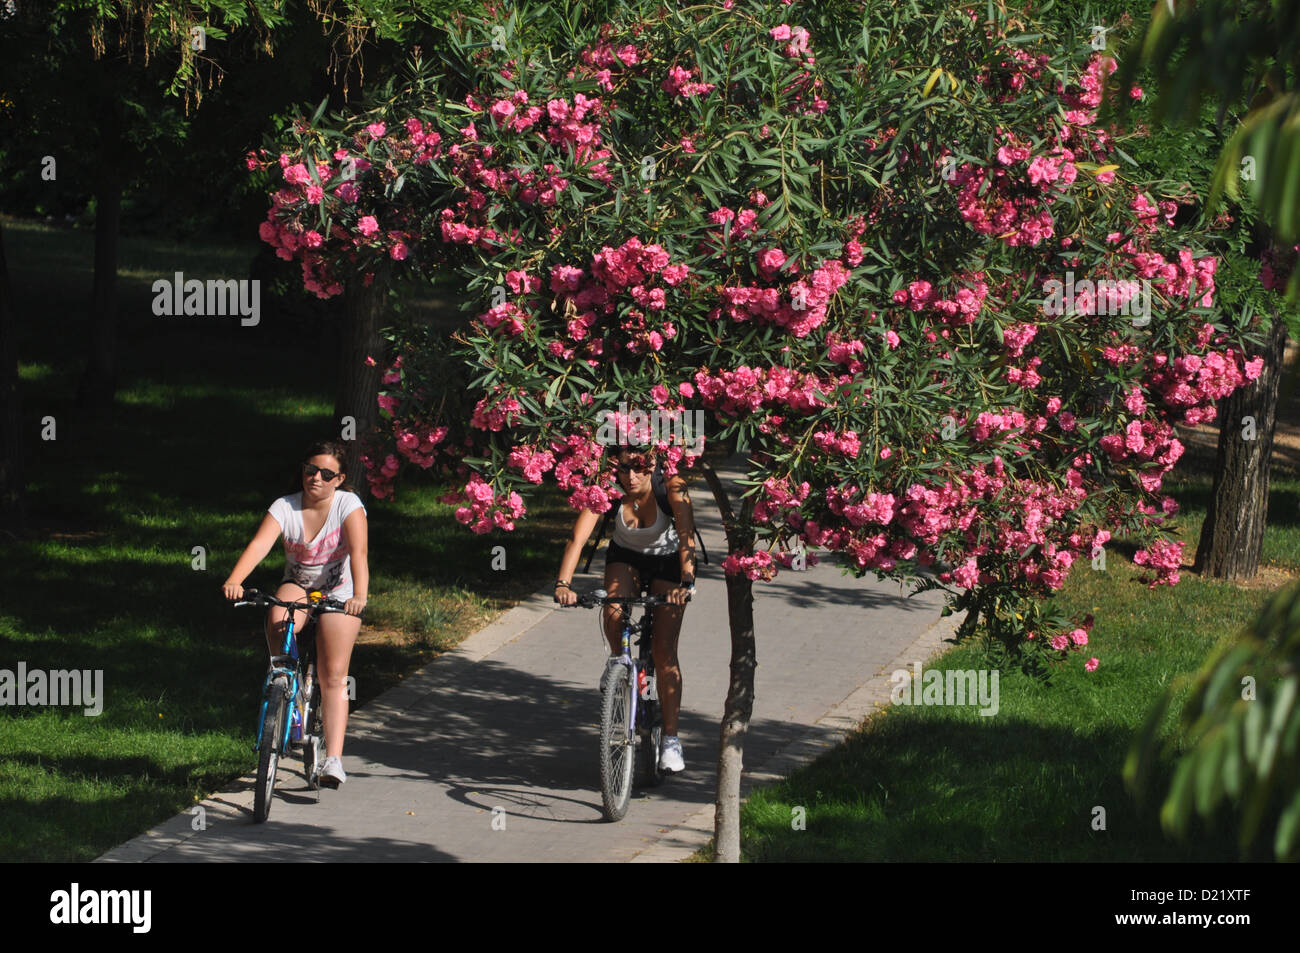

{"left": 554, "top": 442, "right": 697, "bottom": 773}
{"left": 221, "top": 440, "right": 369, "bottom": 788}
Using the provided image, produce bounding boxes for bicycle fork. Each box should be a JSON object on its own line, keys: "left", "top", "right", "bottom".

{"left": 618, "top": 624, "right": 639, "bottom": 747}
{"left": 254, "top": 657, "right": 298, "bottom": 752}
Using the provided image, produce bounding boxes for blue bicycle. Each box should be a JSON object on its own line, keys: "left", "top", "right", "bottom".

{"left": 234, "top": 588, "right": 347, "bottom": 822}
{"left": 575, "top": 588, "right": 688, "bottom": 821}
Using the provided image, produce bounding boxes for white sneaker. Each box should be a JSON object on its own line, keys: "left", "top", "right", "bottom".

{"left": 319, "top": 755, "right": 347, "bottom": 788}
{"left": 659, "top": 736, "right": 685, "bottom": 773}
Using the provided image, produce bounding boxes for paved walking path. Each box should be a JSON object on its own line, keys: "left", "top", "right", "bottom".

{"left": 97, "top": 460, "right": 965, "bottom": 863}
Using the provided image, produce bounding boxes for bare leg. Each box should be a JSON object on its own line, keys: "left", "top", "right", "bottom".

{"left": 266, "top": 583, "right": 310, "bottom": 658}
{"left": 316, "top": 609, "right": 361, "bottom": 758}
{"left": 648, "top": 578, "right": 685, "bottom": 737}
{"left": 602, "top": 561, "right": 640, "bottom": 656}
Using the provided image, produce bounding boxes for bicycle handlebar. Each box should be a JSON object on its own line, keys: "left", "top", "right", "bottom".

{"left": 233, "top": 588, "right": 350, "bottom": 613}
{"left": 574, "top": 588, "right": 692, "bottom": 609}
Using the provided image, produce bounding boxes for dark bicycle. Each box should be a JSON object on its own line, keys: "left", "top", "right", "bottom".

{"left": 574, "top": 588, "right": 688, "bottom": 821}
{"left": 234, "top": 588, "right": 348, "bottom": 822}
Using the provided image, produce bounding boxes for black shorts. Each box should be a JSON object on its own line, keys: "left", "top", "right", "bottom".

{"left": 605, "top": 541, "right": 682, "bottom": 586}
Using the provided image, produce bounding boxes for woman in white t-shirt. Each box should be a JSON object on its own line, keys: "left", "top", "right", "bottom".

{"left": 222, "top": 440, "right": 369, "bottom": 788}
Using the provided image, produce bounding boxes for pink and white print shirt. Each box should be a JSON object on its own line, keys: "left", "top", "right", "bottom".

{"left": 267, "top": 490, "right": 366, "bottom": 600}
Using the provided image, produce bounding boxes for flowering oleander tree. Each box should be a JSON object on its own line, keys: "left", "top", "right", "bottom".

{"left": 257, "top": 1, "right": 1267, "bottom": 860}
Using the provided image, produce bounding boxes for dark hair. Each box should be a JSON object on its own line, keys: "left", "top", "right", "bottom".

{"left": 289, "top": 439, "right": 358, "bottom": 495}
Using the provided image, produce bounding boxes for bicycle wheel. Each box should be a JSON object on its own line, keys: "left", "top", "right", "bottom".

{"left": 254, "top": 679, "right": 288, "bottom": 823}
{"left": 302, "top": 672, "right": 324, "bottom": 787}
{"left": 598, "top": 662, "right": 635, "bottom": 821}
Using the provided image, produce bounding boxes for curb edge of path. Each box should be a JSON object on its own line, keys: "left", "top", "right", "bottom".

{"left": 626, "top": 605, "right": 969, "bottom": 864}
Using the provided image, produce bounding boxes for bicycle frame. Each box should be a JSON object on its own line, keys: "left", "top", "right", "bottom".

{"left": 610, "top": 602, "right": 655, "bottom": 747}
{"left": 254, "top": 609, "right": 313, "bottom": 753}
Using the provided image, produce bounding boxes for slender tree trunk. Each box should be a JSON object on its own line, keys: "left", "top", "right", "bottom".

{"left": 334, "top": 270, "right": 390, "bottom": 500}
{"left": 1193, "top": 306, "right": 1289, "bottom": 579}
{"left": 701, "top": 463, "right": 756, "bottom": 863}
{"left": 77, "top": 96, "right": 122, "bottom": 411}
{"left": 0, "top": 218, "right": 23, "bottom": 531}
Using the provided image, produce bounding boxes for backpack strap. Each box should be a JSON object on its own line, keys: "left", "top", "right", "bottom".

{"left": 651, "top": 460, "right": 672, "bottom": 518}
{"left": 581, "top": 507, "right": 615, "bottom": 574}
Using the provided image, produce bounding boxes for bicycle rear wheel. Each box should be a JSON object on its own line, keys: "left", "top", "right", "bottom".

{"left": 302, "top": 671, "right": 324, "bottom": 788}
{"left": 598, "top": 662, "right": 635, "bottom": 821}
{"left": 637, "top": 694, "right": 665, "bottom": 788}
{"left": 254, "top": 679, "right": 288, "bottom": 823}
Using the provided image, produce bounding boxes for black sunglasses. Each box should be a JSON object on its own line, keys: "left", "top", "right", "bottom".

{"left": 302, "top": 463, "right": 340, "bottom": 481}
{"left": 615, "top": 456, "right": 655, "bottom": 475}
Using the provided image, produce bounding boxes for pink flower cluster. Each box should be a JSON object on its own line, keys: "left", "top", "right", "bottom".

{"left": 434, "top": 92, "right": 612, "bottom": 249}
{"left": 578, "top": 40, "right": 642, "bottom": 91}
{"left": 662, "top": 64, "right": 715, "bottom": 98}
{"left": 506, "top": 443, "right": 557, "bottom": 483}
{"left": 722, "top": 549, "right": 777, "bottom": 581}
{"left": 826, "top": 332, "right": 868, "bottom": 373}
{"left": 452, "top": 473, "right": 528, "bottom": 533}
{"left": 1001, "top": 323, "right": 1039, "bottom": 357}
{"left": 254, "top": 121, "right": 445, "bottom": 298}
{"left": 545, "top": 237, "right": 688, "bottom": 360}
{"left": 891, "top": 274, "right": 989, "bottom": 326}
{"left": 362, "top": 452, "right": 402, "bottom": 500}
{"left": 753, "top": 477, "right": 812, "bottom": 525}
{"left": 813, "top": 429, "right": 861, "bottom": 458}
{"left": 396, "top": 425, "right": 450, "bottom": 468}
{"left": 470, "top": 391, "right": 524, "bottom": 431}
{"left": 769, "top": 24, "right": 813, "bottom": 63}
{"left": 1145, "top": 345, "right": 1263, "bottom": 426}
{"left": 1059, "top": 53, "right": 1117, "bottom": 124}
{"left": 1132, "top": 538, "right": 1184, "bottom": 588}
{"left": 693, "top": 365, "right": 831, "bottom": 418}
{"left": 968, "top": 409, "right": 1029, "bottom": 443}
{"left": 1098, "top": 419, "right": 1185, "bottom": 492}
{"left": 715, "top": 257, "right": 850, "bottom": 338}
{"left": 479, "top": 302, "right": 531, "bottom": 337}
{"left": 947, "top": 152, "right": 1068, "bottom": 247}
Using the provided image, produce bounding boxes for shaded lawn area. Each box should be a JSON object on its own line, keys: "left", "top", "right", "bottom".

{"left": 0, "top": 218, "right": 574, "bottom": 860}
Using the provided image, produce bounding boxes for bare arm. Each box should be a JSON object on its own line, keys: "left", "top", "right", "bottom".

{"left": 555, "top": 507, "right": 601, "bottom": 604}
{"left": 667, "top": 476, "right": 697, "bottom": 586}
{"left": 343, "top": 507, "right": 369, "bottom": 616}
{"left": 222, "top": 514, "right": 282, "bottom": 599}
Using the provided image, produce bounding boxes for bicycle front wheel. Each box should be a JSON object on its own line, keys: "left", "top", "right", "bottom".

{"left": 254, "top": 680, "right": 288, "bottom": 822}
{"left": 598, "top": 662, "right": 635, "bottom": 822}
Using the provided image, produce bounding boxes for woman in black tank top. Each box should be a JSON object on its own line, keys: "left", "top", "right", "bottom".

{"left": 553, "top": 445, "right": 698, "bottom": 774}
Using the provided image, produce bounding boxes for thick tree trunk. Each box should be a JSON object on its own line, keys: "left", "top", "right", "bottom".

{"left": 77, "top": 97, "right": 122, "bottom": 411}
{"left": 0, "top": 218, "right": 23, "bottom": 530}
{"left": 1193, "top": 307, "right": 1289, "bottom": 579}
{"left": 333, "top": 270, "right": 390, "bottom": 500}
{"left": 701, "top": 463, "right": 756, "bottom": 863}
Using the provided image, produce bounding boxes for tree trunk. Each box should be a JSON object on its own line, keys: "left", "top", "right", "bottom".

{"left": 334, "top": 270, "right": 390, "bottom": 500}
{"left": 1193, "top": 306, "right": 1289, "bottom": 579}
{"left": 77, "top": 95, "right": 122, "bottom": 411}
{"left": 701, "top": 463, "right": 756, "bottom": 863}
{"left": 0, "top": 218, "right": 23, "bottom": 531}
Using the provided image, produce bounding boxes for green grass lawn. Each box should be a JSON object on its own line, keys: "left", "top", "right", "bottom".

{"left": 0, "top": 217, "right": 575, "bottom": 861}
{"left": 735, "top": 465, "right": 1300, "bottom": 861}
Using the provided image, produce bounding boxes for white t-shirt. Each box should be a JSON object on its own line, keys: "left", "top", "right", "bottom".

{"left": 267, "top": 490, "right": 367, "bottom": 599}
